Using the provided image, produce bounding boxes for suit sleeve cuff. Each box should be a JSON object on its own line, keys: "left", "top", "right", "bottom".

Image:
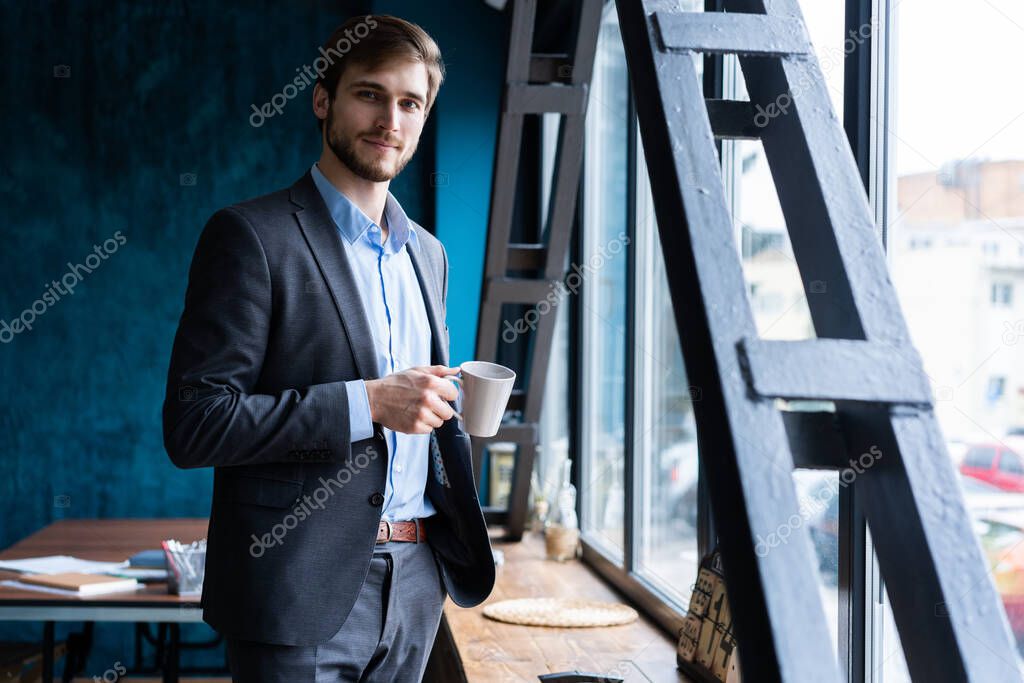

{"left": 345, "top": 380, "right": 374, "bottom": 443}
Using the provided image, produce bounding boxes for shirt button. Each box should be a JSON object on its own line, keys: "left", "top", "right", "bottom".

{"left": 395, "top": 463, "right": 404, "bottom": 473}
{"left": 369, "top": 492, "right": 385, "bottom": 506}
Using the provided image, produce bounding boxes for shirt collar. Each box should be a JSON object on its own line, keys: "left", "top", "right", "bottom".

{"left": 310, "top": 162, "right": 418, "bottom": 252}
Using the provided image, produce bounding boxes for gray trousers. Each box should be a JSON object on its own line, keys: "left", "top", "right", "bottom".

{"left": 226, "top": 539, "right": 447, "bottom": 682}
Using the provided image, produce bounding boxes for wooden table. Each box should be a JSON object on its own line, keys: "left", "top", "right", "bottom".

{"left": 0, "top": 519, "right": 208, "bottom": 682}
{"left": 436, "top": 530, "right": 692, "bottom": 682}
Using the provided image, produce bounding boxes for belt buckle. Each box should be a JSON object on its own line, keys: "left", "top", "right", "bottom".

{"left": 382, "top": 520, "right": 393, "bottom": 543}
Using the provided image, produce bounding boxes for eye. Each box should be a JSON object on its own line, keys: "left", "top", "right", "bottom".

{"left": 358, "top": 90, "right": 378, "bottom": 100}
{"left": 402, "top": 100, "right": 420, "bottom": 111}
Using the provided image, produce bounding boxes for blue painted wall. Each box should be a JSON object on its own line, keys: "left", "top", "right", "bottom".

{"left": 0, "top": 0, "right": 504, "bottom": 673}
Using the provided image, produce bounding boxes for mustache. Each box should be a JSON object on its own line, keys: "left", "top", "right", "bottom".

{"left": 362, "top": 134, "right": 401, "bottom": 147}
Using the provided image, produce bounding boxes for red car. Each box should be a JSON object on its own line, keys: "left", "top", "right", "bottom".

{"left": 961, "top": 443, "right": 1024, "bottom": 492}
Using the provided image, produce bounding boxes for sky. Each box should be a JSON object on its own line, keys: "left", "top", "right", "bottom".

{"left": 892, "top": 0, "right": 1024, "bottom": 175}
{"left": 738, "top": 0, "right": 1024, "bottom": 230}
{"left": 804, "top": 0, "right": 1024, "bottom": 176}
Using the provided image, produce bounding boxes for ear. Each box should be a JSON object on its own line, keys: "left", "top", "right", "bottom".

{"left": 312, "top": 82, "right": 331, "bottom": 122}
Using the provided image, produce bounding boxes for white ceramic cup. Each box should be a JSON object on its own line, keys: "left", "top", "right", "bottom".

{"left": 452, "top": 361, "right": 516, "bottom": 437}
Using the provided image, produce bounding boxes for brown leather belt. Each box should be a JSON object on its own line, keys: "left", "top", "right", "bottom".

{"left": 376, "top": 519, "right": 427, "bottom": 544}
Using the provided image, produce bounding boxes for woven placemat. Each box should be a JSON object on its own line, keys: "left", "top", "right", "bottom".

{"left": 482, "top": 597, "right": 639, "bottom": 627}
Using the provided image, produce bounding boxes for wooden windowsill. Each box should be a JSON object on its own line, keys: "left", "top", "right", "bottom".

{"left": 431, "top": 529, "right": 694, "bottom": 682}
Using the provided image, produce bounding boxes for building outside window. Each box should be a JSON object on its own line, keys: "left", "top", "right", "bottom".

{"left": 886, "top": 0, "right": 1024, "bottom": 676}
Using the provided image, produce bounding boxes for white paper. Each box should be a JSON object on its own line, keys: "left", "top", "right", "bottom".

{"left": 0, "top": 579, "right": 141, "bottom": 596}
{"left": 0, "top": 555, "right": 129, "bottom": 575}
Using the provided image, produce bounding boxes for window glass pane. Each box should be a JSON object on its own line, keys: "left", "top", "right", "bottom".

{"left": 580, "top": 6, "right": 629, "bottom": 558}
{"left": 885, "top": 0, "right": 1024, "bottom": 677}
{"left": 731, "top": 0, "right": 847, "bottom": 341}
{"left": 725, "top": 0, "right": 847, "bottom": 654}
{"left": 533, "top": 304, "right": 570, "bottom": 511}
{"left": 635, "top": 115, "right": 700, "bottom": 608}
{"left": 537, "top": 114, "right": 570, "bottom": 521}
{"left": 793, "top": 468, "right": 840, "bottom": 655}
{"left": 731, "top": 137, "right": 815, "bottom": 340}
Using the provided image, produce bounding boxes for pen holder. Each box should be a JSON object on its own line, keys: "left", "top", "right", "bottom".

{"left": 162, "top": 539, "right": 206, "bottom": 596}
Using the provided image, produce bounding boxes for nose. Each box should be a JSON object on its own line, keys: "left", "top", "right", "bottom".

{"left": 377, "top": 99, "right": 401, "bottom": 133}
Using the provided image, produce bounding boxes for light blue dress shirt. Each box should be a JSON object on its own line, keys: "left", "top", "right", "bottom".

{"left": 311, "top": 162, "right": 437, "bottom": 521}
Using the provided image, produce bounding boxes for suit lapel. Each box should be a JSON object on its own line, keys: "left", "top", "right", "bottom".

{"left": 407, "top": 231, "right": 448, "bottom": 367}
{"left": 290, "top": 171, "right": 380, "bottom": 381}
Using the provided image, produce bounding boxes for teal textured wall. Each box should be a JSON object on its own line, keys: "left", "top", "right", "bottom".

{"left": 0, "top": 0, "right": 505, "bottom": 673}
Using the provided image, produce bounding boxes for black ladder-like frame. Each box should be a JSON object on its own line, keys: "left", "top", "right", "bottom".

{"left": 616, "top": 0, "right": 1019, "bottom": 680}
{"left": 473, "top": 0, "right": 602, "bottom": 540}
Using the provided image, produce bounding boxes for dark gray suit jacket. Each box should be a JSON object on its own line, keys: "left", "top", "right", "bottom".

{"left": 162, "top": 169, "right": 495, "bottom": 646}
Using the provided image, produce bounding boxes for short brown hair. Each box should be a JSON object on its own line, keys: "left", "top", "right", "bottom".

{"left": 315, "top": 15, "right": 445, "bottom": 131}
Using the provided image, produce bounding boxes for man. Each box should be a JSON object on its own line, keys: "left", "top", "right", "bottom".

{"left": 162, "top": 15, "right": 495, "bottom": 682}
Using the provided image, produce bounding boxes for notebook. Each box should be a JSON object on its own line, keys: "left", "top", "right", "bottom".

{"left": 18, "top": 572, "right": 139, "bottom": 596}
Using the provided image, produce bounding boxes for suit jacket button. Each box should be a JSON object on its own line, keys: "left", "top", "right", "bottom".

{"left": 369, "top": 492, "right": 384, "bottom": 506}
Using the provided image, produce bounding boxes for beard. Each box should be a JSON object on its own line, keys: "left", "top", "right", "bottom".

{"left": 325, "top": 102, "right": 416, "bottom": 182}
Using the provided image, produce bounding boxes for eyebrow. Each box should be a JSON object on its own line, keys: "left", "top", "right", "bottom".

{"left": 349, "top": 79, "right": 426, "bottom": 105}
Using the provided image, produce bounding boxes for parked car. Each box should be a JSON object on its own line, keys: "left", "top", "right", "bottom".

{"left": 802, "top": 470, "right": 1024, "bottom": 645}
{"left": 960, "top": 442, "right": 1024, "bottom": 492}
{"left": 973, "top": 509, "right": 1024, "bottom": 641}
{"left": 961, "top": 475, "right": 1024, "bottom": 516}
{"left": 802, "top": 474, "right": 1017, "bottom": 569}
{"left": 658, "top": 439, "right": 700, "bottom": 538}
